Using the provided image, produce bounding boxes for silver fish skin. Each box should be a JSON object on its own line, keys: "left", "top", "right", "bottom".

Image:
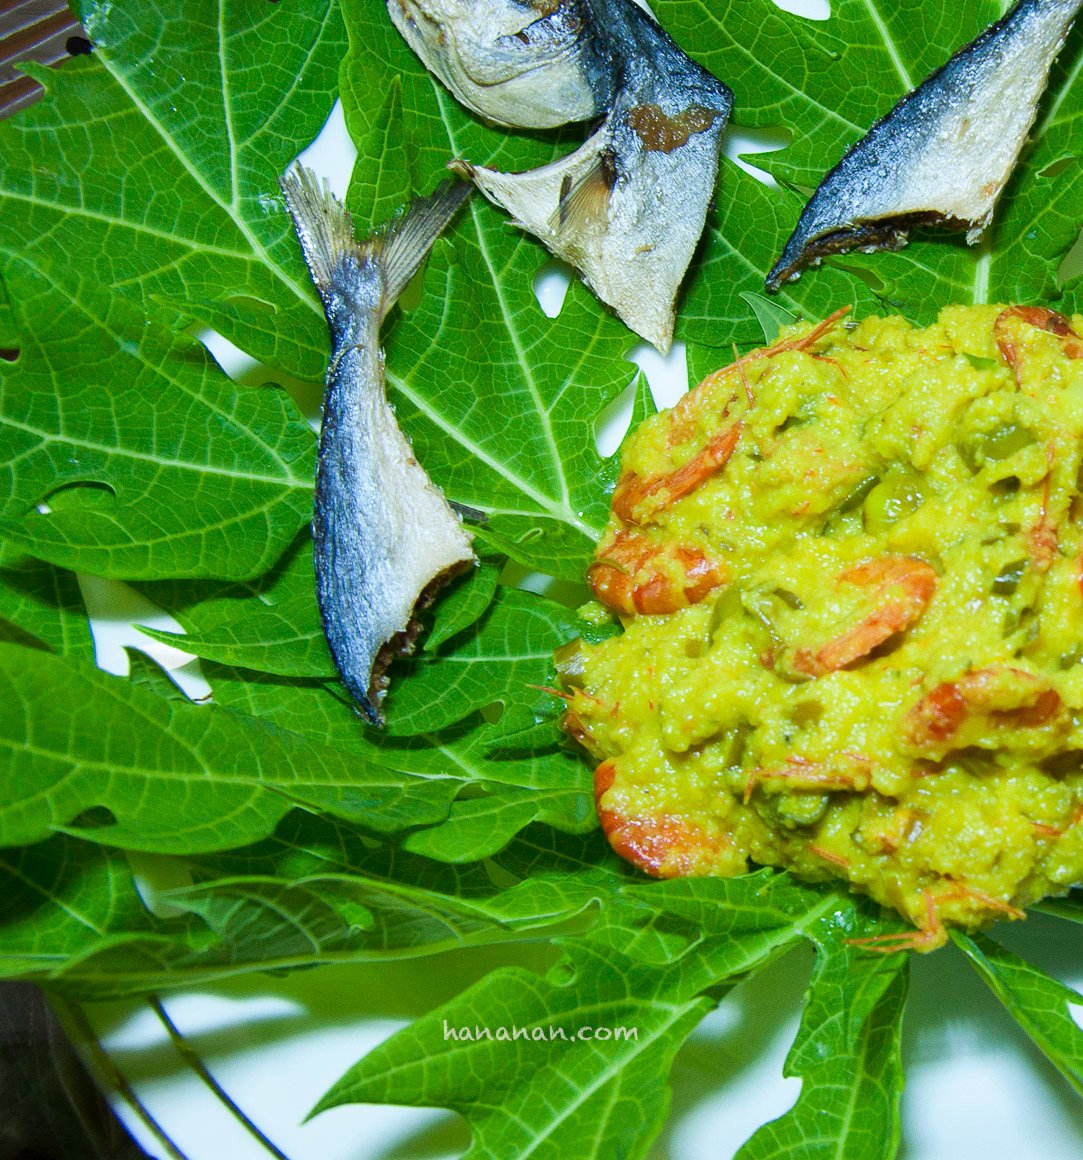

{"left": 446, "top": 0, "right": 733, "bottom": 352}
{"left": 388, "top": 0, "right": 613, "bottom": 128}
{"left": 280, "top": 167, "right": 475, "bottom": 726}
{"left": 767, "top": 0, "right": 1083, "bottom": 291}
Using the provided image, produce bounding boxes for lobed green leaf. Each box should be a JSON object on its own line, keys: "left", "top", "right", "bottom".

{"left": 0, "top": 0, "right": 346, "bottom": 380}
{"left": 313, "top": 937, "right": 716, "bottom": 1160}
{"left": 137, "top": 535, "right": 335, "bottom": 677}
{"left": 0, "top": 540, "right": 94, "bottom": 657}
{"left": 0, "top": 821, "right": 624, "bottom": 1000}
{"left": 954, "top": 930, "right": 1083, "bottom": 1098}
{"left": 736, "top": 924, "right": 909, "bottom": 1160}
{"left": 0, "top": 642, "right": 456, "bottom": 853}
{"left": 0, "top": 259, "right": 316, "bottom": 580}
{"left": 312, "top": 873, "right": 896, "bottom": 1159}
{"left": 382, "top": 586, "right": 578, "bottom": 735}
{"left": 204, "top": 638, "right": 597, "bottom": 862}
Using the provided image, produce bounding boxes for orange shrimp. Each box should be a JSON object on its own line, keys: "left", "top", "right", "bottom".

{"left": 612, "top": 420, "right": 742, "bottom": 525}
{"left": 744, "top": 753, "right": 873, "bottom": 803}
{"left": 808, "top": 844, "right": 850, "bottom": 869}
{"left": 559, "top": 689, "right": 606, "bottom": 760}
{"left": 666, "top": 307, "right": 850, "bottom": 446}
{"left": 588, "top": 529, "right": 728, "bottom": 616}
{"left": 903, "top": 666, "right": 1062, "bottom": 751}
{"left": 994, "top": 306, "right": 1083, "bottom": 383}
{"left": 593, "top": 760, "right": 725, "bottom": 877}
{"left": 849, "top": 883, "right": 1025, "bottom": 955}
{"left": 792, "top": 556, "right": 938, "bottom": 676}
{"left": 1027, "top": 442, "right": 1058, "bottom": 572}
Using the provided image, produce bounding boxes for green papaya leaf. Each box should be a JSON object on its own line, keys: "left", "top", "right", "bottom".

{"left": 312, "top": 937, "right": 717, "bottom": 1159}
{"left": 0, "top": 642, "right": 456, "bottom": 853}
{"left": 736, "top": 926, "right": 908, "bottom": 1160}
{"left": 0, "top": 540, "right": 93, "bottom": 657}
{"left": 0, "top": 0, "right": 347, "bottom": 379}
{"left": 312, "top": 873, "right": 886, "bottom": 1159}
{"left": 205, "top": 655, "right": 595, "bottom": 860}
{"left": 381, "top": 586, "right": 578, "bottom": 736}
{"left": 123, "top": 647, "right": 189, "bottom": 701}
{"left": 0, "top": 259, "right": 315, "bottom": 580}
{"left": 954, "top": 930, "right": 1083, "bottom": 1097}
{"left": 0, "top": 836, "right": 167, "bottom": 983}
{"left": 423, "top": 562, "right": 502, "bottom": 654}
{"left": 342, "top": 74, "right": 415, "bottom": 229}
{"left": 137, "top": 536, "right": 334, "bottom": 677}
{"left": 740, "top": 291, "right": 798, "bottom": 345}
{"left": 0, "top": 821, "right": 621, "bottom": 999}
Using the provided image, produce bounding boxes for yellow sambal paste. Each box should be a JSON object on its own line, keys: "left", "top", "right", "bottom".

{"left": 560, "top": 304, "right": 1083, "bottom": 950}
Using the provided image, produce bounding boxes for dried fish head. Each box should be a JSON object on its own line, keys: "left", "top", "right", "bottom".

{"left": 387, "top": 0, "right": 610, "bottom": 127}
{"left": 767, "top": 0, "right": 1083, "bottom": 290}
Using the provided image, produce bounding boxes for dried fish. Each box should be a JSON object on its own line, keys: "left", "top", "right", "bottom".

{"left": 387, "top": 0, "right": 612, "bottom": 128}
{"left": 280, "top": 166, "right": 475, "bottom": 725}
{"left": 767, "top": 0, "right": 1083, "bottom": 290}
{"left": 390, "top": 0, "right": 733, "bottom": 353}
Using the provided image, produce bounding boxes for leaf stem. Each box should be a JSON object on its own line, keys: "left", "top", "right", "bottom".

{"left": 972, "top": 239, "right": 993, "bottom": 305}
{"left": 148, "top": 995, "right": 292, "bottom": 1160}
{"left": 53, "top": 995, "right": 189, "bottom": 1160}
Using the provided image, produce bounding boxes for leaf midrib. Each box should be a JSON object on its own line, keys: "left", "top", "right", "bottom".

{"left": 860, "top": 0, "right": 914, "bottom": 91}
{"left": 0, "top": 852, "right": 108, "bottom": 935}
{"left": 98, "top": 39, "right": 322, "bottom": 324}
{"left": 387, "top": 368, "right": 599, "bottom": 537}
{"left": 432, "top": 86, "right": 579, "bottom": 519}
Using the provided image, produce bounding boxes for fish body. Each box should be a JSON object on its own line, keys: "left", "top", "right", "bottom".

{"left": 280, "top": 168, "right": 474, "bottom": 725}
{"left": 391, "top": 0, "right": 732, "bottom": 353}
{"left": 767, "top": 0, "right": 1083, "bottom": 289}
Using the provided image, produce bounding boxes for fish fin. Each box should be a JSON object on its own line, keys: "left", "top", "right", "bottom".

{"left": 279, "top": 165, "right": 358, "bottom": 300}
{"left": 280, "top": 165, "right": 471, "bottom": 310}
{"left": 550, "top": 147, "right": 618, "bottom": 241}
{"left": 375, "top": 180, "right": 473, "bottom": 306}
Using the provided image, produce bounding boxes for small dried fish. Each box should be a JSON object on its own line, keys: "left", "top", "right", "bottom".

{"left": 767, "top": 0, "right": 1083, "bottom": 290}
{"left": 280, "top": 167, "right": 474, "bottom": 725}
{"left": 390, "top": 0, "right": 733, "bottom": 353}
